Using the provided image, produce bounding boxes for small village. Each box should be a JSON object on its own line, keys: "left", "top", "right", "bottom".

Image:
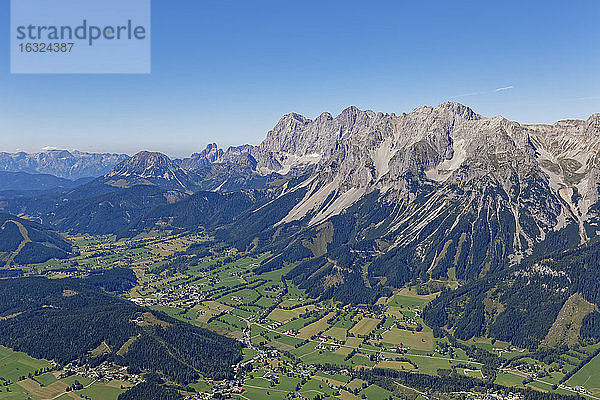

{"left": 58, "top": 361, "right": 144, "bottom": 386}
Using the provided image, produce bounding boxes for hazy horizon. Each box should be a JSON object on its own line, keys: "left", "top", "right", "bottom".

{"left": 3, "top": 100, "right": 600, "bottom": 158}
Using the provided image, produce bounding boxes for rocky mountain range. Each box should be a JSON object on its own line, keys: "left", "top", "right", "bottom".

{"left": 5, "top": 103, "right": 600, "bottom": 277}
{"left": 167, "top": 102, "right": 600, "bottom": 275}
{"left": 279, "top": 103, "right": 597, "bottom": 251}
{"left": 2, "top": 101, "right": 600, "bottom": 347}
{"left": 3, "top": 106, "right": 600, "bottom": 268}
{"left": 177, "top": 143, "right": 224, "bottom": 170}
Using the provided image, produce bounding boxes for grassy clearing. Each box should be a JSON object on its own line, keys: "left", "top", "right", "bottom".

{"left": 267, "top": 308, "right": 297, "bottom": 322}
{"left": 302, "top": 349, "right": 350, "bottom": 366}
{"left": 194, "top": 304, "right": 221, "bottom": 323}
{"left": 345, "top": 379, "right": 368, "bottom": 391}
{"left": 0, "top": 383, "right": 31, "bottom": 400}
{"left": 203, "top": 300, "right": 233, "bottom": 312}
{"left": 268, "top": 305, "right": 314, "bottom": 322}
{"left": 189, "top": 380, "right": 212, "bottom": 393}
{"left": 117, "top": 336, "right": 139, "bottom": 356}
{"left": 312, "top": 374, "right": 346, "bottom": 387}
{"left": 359, "top": 384, "right": 399, "bottom": 400}
{"left": 334, "top": 346, "right": 354, "bottom": 356}
{"left": 90, "top": 341, "right": 111, "bottom": 357}
{"left": 75, "top": 382, "right": 128, "bottom": 400}
{"left": 240, "top": 386, "right": 287, "bottom": 400}
{"left": 18, "top": 378, "right": 68, "bottom": 399}
{"left": 35, "top": 371, "right": 58, "bottom": 386}
{"left": 344, "top": 337, "right": 363, "bottom": 347}
{"left": 407, "top": 355, "right": 452, "bottom": 374}
{"left": 267, "top": 341, "right": 295, "bottom": 352}
{"left": 375, "top": 360, "right": 415, "bottom": 370}
{"left": 463, "top": 368, "right": 484, "bottom": 378}
{"left": 385, "top": 307, "right": 405, "bottom": 319}
{"left": 323, "top": 326, "right": 348, "bottom": 341}
{"left": 61, "top": 375, "right": 94, "bottom": 387}
{"left": 337, "top": 389, "right": 363, "bottom": 400}
{"left": 388, "top": 294, "right": 427, "bottom": 309}
{"left": 219, "top": 288, "right": 260, "bottom": 305}
{"left": 567, "top": 351, "right": 600, "bottom": 395}
{"left": 0, "top": 346, "right": 49, "bottom": 383}
{"left": 543, "top": 293, "right": 597, "bottom": 348}
{"left": 494, "top": 371, "right": 527, "bottom": 387}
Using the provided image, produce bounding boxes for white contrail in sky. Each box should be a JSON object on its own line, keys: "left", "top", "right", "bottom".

{"left": 451, "top": 86, "right": 515, "bottom": 98}
{"left": 449, "top": 92, "right": 480, "bottom": 99}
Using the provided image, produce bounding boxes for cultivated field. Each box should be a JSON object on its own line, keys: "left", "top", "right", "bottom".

{"left": 381, "top": 328, "right": 434, "bottom": 351}
{"left": 349, "top": 317, "right": 380, "bottom": 336}
{"left": 297, "top": 312, "right": 335, "bottom": 339}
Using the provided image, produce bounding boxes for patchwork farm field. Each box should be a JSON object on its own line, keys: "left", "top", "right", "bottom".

{"left": 2, "top": 231, "right": 598, "bottom": 399}
{"left": 0, "top": 344, "right": 129, "bottom": 400}
{"left": 298, "top": 312, "right": 335, "bottom": 339}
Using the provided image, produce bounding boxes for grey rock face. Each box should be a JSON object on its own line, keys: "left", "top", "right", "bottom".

{"left": 221, "top": 145, "right": 258, "bottom": 169}
{"left": 179, "top": 144, "right": 224, "bottom": 170}
{"left": 251, "top": 102, "right": 600, "bottom": 271}
{"left": 105, "top": 151, "right": 197, "bottom": 191}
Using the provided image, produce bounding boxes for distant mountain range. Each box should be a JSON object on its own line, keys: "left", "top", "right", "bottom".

{"left": 5, "top": 103, "right": 600, "bottom": 259}
{"left": 2, "top": 102, "right": 600, "bottom": 347}
{"left": 0, "top": 149, "right": 129, "bottom": 179}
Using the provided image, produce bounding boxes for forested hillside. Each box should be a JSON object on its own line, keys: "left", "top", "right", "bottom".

{"left": 0, "top": 274, "right": 242, "bottom": 384}
{"left": 423, "top": 239, "right": 600, "bottom": 349}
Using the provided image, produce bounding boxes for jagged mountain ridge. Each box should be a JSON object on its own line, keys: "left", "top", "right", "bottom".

{"left": 105, "top": 149, "right": 279, "bottom": 193}
{"left": 157, "top": 102, "right": 596, "bottom": 308}
{"left": 178, "top": 143, "right": 224, "bottom": 170}
{"left": 3, "top": 103, "right": 600, "bottom": 351}
{"left": 87, "top": 103, "right": 600, "bottom": 287}
{"left": 244, "top": 103, "right": 600, "bottom": 267}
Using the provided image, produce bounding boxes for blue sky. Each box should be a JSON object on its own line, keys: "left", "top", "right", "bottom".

{"left": 1, "top": 0, "right": 599, "bottom": 157}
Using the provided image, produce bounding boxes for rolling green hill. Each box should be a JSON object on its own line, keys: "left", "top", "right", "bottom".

{"left": 0, "top": 213, "right": 72, "bottom": 267}
{"left": 0, "top": 171, "right": 91, "bottom": 192}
